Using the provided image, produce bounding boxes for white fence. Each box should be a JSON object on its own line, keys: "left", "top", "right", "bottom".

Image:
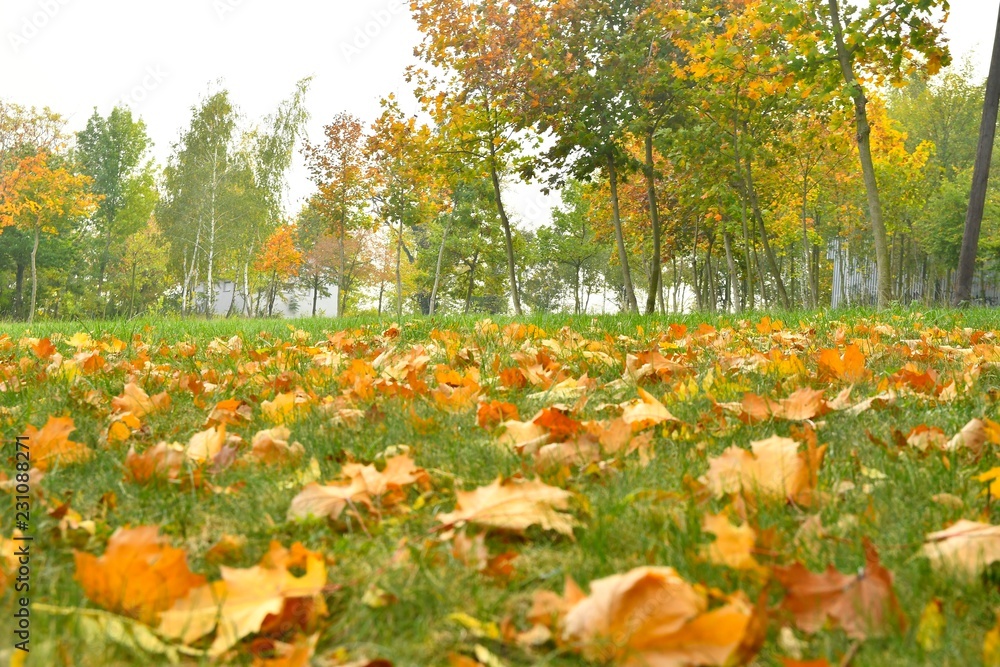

{"left": 829, "top": 240, "right": 1000, "bottom": 307}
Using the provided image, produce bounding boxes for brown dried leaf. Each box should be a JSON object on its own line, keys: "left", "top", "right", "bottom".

{"left": 775, "top": 540, "right": 904, "bottom": 640}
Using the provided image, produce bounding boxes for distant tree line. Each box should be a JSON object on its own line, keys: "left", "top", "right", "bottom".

{"left": 3, "top": 0, "right": 999, "bottom": 320}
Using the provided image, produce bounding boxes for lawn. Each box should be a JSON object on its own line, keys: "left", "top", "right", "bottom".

{"left": 2, "top": 309, "right": 1000, "bottom": 666}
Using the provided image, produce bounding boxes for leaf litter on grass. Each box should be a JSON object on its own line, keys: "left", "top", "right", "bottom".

{"left": 4, "top": 314, "right": 1000, "bottom": 664}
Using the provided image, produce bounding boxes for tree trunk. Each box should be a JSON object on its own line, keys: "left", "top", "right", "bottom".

{"left": 242, "top": 258, "right": 252, "bottom": 317}
{"left": 734, "top": 117, "right": 753, "bottom": 310}
{"left": 268, "top": 269, "right": 277, "bottom": 316}
{"left": 828, "top": 0, "right": 891, "bottom": 308}
{"left": 206, "top": 147, "right": 220, "bottom": 318}
{"left": 128, "top": 260, "right": 137, "bottom": 318}
{"left": 706, "top": 234, "right": 717, "bottom": 312}
{"left": 812, "top": 245, "right": 821, "bottom": 306}
{"left": 28, "top": 223, "right": 40, "bottom": 324}
{"left": 181, "top": 219, "right": 202, "bottom": 316}
{"left": 643, "top": 131, "right": 662, "bottom": 315}
{"left": 488, "top": 149, "right": 522, "bottom": 315}
{"left": 429, "top": 217, "right": 452, "bottom": 315}
{"left": 338, "top": 222, "right": 347, "bottom": 317}
{"left": 574, "top": 263, "right": 581, "bottom": 315}
{"left": 745, "top": 160, "right": 790, "bottom": 309}
{"left": 800, "top": 178, "right": 815, "bottom": 308}
{"left": 395, "top": 216, "right": 404, "bottom": 319}
{"left": 312, "top": 275, "right": 319, "bottom": 317}
{"left": 671, "top": 255, "right": 679, "bottom": 312}
{"left": 607, "top": 152, "right": 639, "bottom": 312}
{"left": 955, "top": 2, "right": 1000, "bottom": 304}
{"left": 97, "top": 224, "right": 113, "bottom": 315}
{"left": 657, "top": 267, "right": 666, "bottom": 315}
{"left": 692, "top": 213, "right": 702, "bottom": 311}
{"left": 464, "top": 250, "right": 479, "bottom": 314}
{"left": 723, "top": 231, "right": 740, "bottom": 313}
{"left": 14, "top": 262, "right": 25, "bottom": 320}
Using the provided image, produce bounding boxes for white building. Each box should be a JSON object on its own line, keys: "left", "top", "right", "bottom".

{"left": 194, "top": 281, "right": 339, "bottom": 318}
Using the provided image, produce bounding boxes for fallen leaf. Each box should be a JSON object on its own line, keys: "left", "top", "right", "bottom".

{"left": 247, "top": 427, "right": 305, "bottom": 466}
{"left": 986, "top": 612, "right": 1000, "bottom": 667}
{"left": 916, "top": 599, "right": 944, "bottom": 651}
{"left": 533, "top": 407, "right": 582, "bottom": 441}
{"left": 701, "top": 512, "right": 762, "bottom": 572}
{"left": 287, "top": 454, "right": 428, "bottom": 521}
{"left": 185, "top": 425, "right": 226, "bottom": 464}
{"left": 922, "top": 519, "right": 1000, "bottom": 578}
{"left": 262, "top": 391, "right": 308, "bottom": 423}
{"left": 125, "top": 442, "right": 185, "bottom": 485}
{"left": 21, "top": 416, "right": 92, "bottom": 470}
{"left": 251, "top": 633, "right": 318, "bottom": 667}
{"left": 477, "top": 400, "right": 519, "bottom": 429}
{"left": 112, "top": 382, "right": 169, "bottom": 418}
{"left": 497, "top": 418, "right": 549, "bottom": 454}
{"left": 158, "top": 541, "right": 326, "bottom": 655}
{"left": 946, "top": 419, "right": 988, "bottom": 455}
{"left": 817, "top": 345, "right": 868, "bottom": 383}
{"left": 732, "top": 388, "right": 829, "bottom": 422}
{"left": 74, "top": 526, "right": 205, "bottom": 625}
{"left": 437, "top": 476, "right": 576, "bottom": 536}
{"left": 205, "top": 534, "right": 248, "bottom": 565}
{"left": 906, "top": 425, "right": 949, "bottom": 452}
{"left": 702, "top": 435, "right": 825, "bottom": 504}
{"left": 774, "top": 540, "right": 904, "bottom": 640}
{"left": 287, "top": 476, "right": 371, "bottom": 522}
{"left": 561, "top": 566, "right": 752, "bottom": 666}
{"left": 206, "top": 398, "right": 253, "bottom": 427}
{"left": 621, "top": 388, "right": 678, "bottom": 430}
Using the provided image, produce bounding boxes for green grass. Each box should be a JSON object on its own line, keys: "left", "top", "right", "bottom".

{"left": 2, "top": 308, "right": 1000, "bottom": 665}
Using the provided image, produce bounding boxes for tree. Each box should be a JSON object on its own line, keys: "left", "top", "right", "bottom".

{"left": 77, "top": 107, "right": 158, "bottom": 312}
{"left": 367, "top": 100, "right": 448, "bottom": 318}
{"left": 303, "top": 112, "right": 372, "bottom": 316}
{"left": 0, "top": 101, "right": 68, "bottom": 318}
{"left": 294, "top": 203, "right": 338, "bottom": 317}
{"left": 158, "top": 91, "right": 238, "bottom": 315}
{"left": 955, "top": 5, "right": 1000, "bottom": 305}
{"left": 518, "top": 0, "right": 647, "bottom": 312}
{"left": 411, "top": 0, "right": 541, "bottom": 315}
{"left": 255, "top": 224, "right": 302, "bottom": 316}
{"left": 802, "top": 0, "right": 950, "bottom": 307}
{"left": 0, "top": 101, "right": 64, "bottom": 170}
{"left": 0, "top": 150, "right": 97, "bottom": 322}
{"left": 113, "top": 217, "right": 170, "bottom": 318}
{"left": 536, "top": 180, "right": 607, "bottom": 313}
{"left": 232, "top": 79, "right": 311, "bottom": 315}
{"left": 890, "top": 60, "right": 984, "bottom": 179}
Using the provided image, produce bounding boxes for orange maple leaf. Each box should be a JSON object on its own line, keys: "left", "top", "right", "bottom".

{"left": 74, "top": 526, "right": 205, "bottom": 625}
{"left": 21, "top": 415, "right": 92, "bottom": 470}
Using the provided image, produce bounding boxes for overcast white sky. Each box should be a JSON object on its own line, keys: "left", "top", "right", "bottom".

{"left": 0, "top": 0, "right": 996, "bottom": 226}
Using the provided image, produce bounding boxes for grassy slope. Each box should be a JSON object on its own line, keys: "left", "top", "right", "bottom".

{"left": 1, "top": 308, "right": 999, "bottom": 665}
